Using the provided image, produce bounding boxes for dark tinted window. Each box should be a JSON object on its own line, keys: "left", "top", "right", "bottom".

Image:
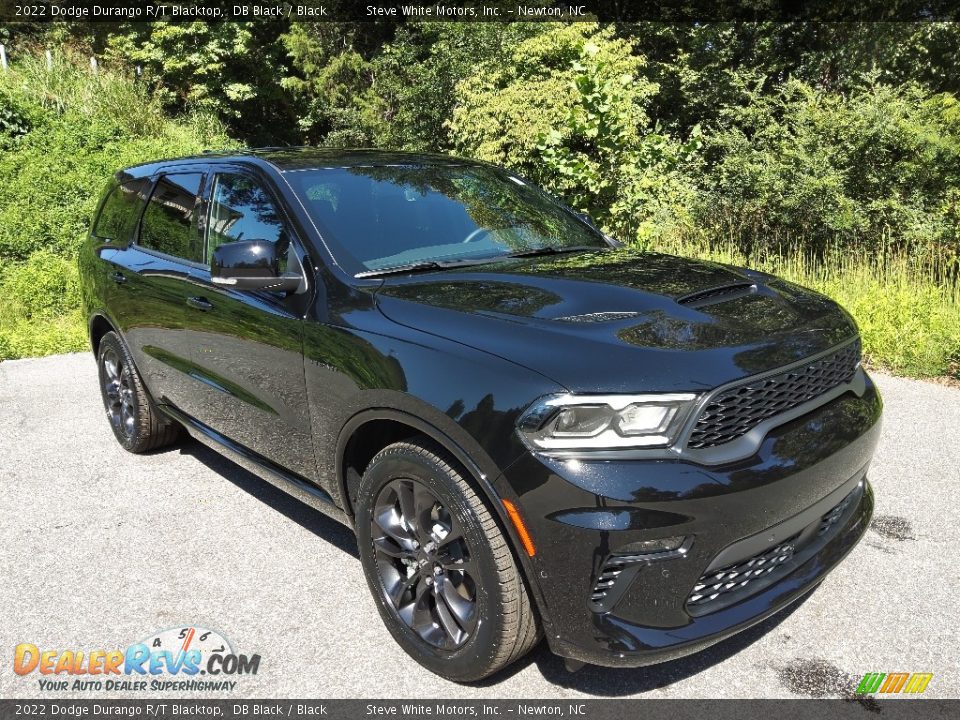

{"left": 138, "top": 173, "right": 204, "bottom": 262}
{"left": 92, "top": 178, "right": 149, "bottom": 242}
{"left": 207, "top": 173, "right": 286, "bottom": 264}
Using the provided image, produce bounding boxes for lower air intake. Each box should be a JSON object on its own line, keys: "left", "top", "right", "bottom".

{"left": 687, "top": 539, "right": 798, "bottom": 609}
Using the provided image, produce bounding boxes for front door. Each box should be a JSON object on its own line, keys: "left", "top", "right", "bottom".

{"left": 182, "top": 167, "right": 317, "bottom": 481}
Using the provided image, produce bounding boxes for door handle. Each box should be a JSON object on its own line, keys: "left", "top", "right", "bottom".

{"left": 109, "top": 271, "right": 126, "bottom": 285}
{"left": 186, "top": 296, "right": 214, "bottom": 312}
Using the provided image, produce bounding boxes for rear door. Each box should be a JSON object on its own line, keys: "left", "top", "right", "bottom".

{"left": 180, "top": 164, "right": 317, "bottom": 481}
{"left": 106, "top": 168, "right": 213, "bottom": 414}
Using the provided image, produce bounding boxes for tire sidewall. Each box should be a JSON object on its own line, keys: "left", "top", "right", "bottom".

{"left": 97, "top": 333, "right": 142, "bottom": 451}
{"left": 356, "top": 449, "right": 504, "bottom": 679}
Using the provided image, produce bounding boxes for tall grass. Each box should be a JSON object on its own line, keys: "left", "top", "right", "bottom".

{"left": 653, "top": 235, "right": 960, "bottom": 378}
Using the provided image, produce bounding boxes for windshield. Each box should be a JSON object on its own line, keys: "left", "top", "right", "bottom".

{"left": 283, "top": 163, "right": 609, "bottom": 274}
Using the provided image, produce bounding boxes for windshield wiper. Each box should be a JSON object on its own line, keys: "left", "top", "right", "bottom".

{"left": 502, "top": 245, "right": 601, "bottom": 260}
{"left": 354, "top": 257, "right": 497, "bottom": 279}
{"left": 354, "top": 245, "right": 602, "bottom": 278}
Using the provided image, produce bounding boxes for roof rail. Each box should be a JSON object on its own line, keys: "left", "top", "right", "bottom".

{"left": 200, "top": 145, "right": 316, "bottom": 155}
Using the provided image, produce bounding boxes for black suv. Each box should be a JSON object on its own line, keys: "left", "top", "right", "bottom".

{"left": 79, "top": 149, "right": 881, "bottom": 681}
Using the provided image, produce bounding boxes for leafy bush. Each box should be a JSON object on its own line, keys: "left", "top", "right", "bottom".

{"left": 103, "top": 21, "right": 294, "bottom": 144}
{"left": 0, "top": 54, "right": 230, "bottom": 359}
{"left": 448, "top": 23, "right": 699, "bottom": 245}
{"left": 0, "top": 85, "right": 38, "bottom": 146}
{"left": 695, "top": 79, "right": 960, "bottom": 265}
{"left": 536, "top": 45, "right": 702, "bottom": 245}
{"left": 0, "top": 249, "right": 87, "bottom": 358}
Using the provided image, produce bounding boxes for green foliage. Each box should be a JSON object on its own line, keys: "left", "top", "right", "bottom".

{"left": 535, "top": 43, "right": 702, "bottom": 245}
{"left": 0, "top": 249, "right": 87, "bottom": 358}
{"left": 448, "top": 24, "right": 699, "bottom": 245}
{"left": 281, "top": 22, "right": 542, "bottom": 149}
{"left": 0, "top": 54, "right": 229, "bottom": 360}
{"left": 282, "top": 44, "right": 378, "bottom": 146}
{"left": 696, "top": 79, "right": 960, "bottom": 263}
{"left": 635, "top": 22, "right": 960, "bottom": 135}
{"left": 103, "top": 21, "right": 294, "bottom": 144}
{"left": 1, "top": 23, "right": 959, "bottom": 379}
{"left": 0, "top": 85, "right": 39, "bottom": 145}
{"left": 449, "top": 24, "right": 623, "bottom": 172}
{"left": 367, "top": 23, "right": 543, "bottom": 151}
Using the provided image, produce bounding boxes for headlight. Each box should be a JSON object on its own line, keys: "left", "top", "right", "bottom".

{"left": 517, "top": 393, "right": 699, "bottom": 452}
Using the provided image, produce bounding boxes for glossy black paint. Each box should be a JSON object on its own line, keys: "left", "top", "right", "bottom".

{"left": 78, "top": 149, "right": 881, "bottom": 669}
{"left": 504, "top": 379, "right": 881, "bottom": 663}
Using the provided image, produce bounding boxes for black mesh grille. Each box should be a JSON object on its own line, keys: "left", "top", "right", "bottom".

{"left": 687, "top": 538, "right": 799, "bottom": 609}
{"left": 687, "top": 342, "right": 860, "bottom": 449}
{"left": 686, "top": 486, "right": 861, "bottom": 615}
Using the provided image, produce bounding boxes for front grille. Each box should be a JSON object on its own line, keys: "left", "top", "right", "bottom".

{"left": 687, "top": 538, "right": 798, "bottom": 609}
{"left": 687, "top": 341, "right": 860, "bottom": 449}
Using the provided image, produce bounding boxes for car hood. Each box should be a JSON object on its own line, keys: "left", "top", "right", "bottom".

{"left": 373, "top": 249, "right": 858, "bottom": 393}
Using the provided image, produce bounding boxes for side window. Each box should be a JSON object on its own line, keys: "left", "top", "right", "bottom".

{"left": 92, "top": 178, "right": 150, "bottom": 242}
{"left": 138, "top": 173, "right": 204, "bottom": 263}
{"left": 207, "top": 173, "right": 287, "bottom": 266}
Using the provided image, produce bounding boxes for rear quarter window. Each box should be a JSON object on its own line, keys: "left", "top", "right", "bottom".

{"left": 92, "top": 177, "right": 150, "bottom": 242}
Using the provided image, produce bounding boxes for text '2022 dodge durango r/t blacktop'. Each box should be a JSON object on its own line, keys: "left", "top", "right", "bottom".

{"left": 78, "top": 149, "right": 881, "bottom": 681}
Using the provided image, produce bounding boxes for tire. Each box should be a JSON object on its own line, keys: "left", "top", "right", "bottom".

{"left": 96, "top": 331, "right": 181, "bottom": 453}
{"left": 355, "top": 437, "right": 541, "bottom": 682}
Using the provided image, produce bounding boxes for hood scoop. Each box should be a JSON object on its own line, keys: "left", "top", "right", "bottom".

{"left": 677, "top": 282, "right": 757, "bottom": 309}
{"left": 554, "top": 311, "right": 644, "bottom": 323}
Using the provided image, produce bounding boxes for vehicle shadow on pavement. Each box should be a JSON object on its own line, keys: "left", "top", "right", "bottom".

{"left": 480, "top": 588, "right": 816, "bottom": 694}
{"left": 177, "top": 440, "right": 360, "bottom": 559}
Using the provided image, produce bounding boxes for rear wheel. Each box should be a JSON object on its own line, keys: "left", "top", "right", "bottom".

{"left": 97, "top": 331, "right": 180, "bottom": 453}
{"left": 355, "top": 437, "right": 540, "bottom": 682}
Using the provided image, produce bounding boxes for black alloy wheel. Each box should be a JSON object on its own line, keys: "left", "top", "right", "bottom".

{"left": 96, "top": 331, "right": 181, "bottom": 453}
{"left": 100, "top": 344, "right": 135, "bottom": 440}
{"left": 355, "top": 437, "right": 541, "bottom": 682}
{"left": 372, "top": 476, "right": 478, "bottom": 649}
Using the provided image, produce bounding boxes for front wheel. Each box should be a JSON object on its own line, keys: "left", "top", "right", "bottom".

{"left": 355, "top": 438, "right": 540, "bottom": 681}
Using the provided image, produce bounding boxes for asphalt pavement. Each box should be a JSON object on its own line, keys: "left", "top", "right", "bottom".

{"left": 0, "top": 353, "right": 957, "bottom": 698}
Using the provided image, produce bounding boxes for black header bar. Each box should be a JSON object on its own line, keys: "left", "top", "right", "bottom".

{"left": 1, "top": 1, "right": 959, "bottom": 24}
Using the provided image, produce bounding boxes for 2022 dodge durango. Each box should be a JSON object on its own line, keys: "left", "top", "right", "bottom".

{"left": 78, "top": 149, "right": 881, "bottom": 681}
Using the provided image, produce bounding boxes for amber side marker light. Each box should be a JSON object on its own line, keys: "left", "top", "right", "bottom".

{"left": 502, "top": 498, "right": 537, "bottom": 557}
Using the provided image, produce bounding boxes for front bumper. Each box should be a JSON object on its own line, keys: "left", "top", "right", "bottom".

{"left": 497, "top": 375, "right": 882, "bottom": 667}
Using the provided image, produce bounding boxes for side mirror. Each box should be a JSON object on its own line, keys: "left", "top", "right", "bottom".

{"left": 211, "top": 239, "right": 303, "bottom": 293}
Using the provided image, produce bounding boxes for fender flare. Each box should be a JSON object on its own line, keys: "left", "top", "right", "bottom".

{"left": 334, "top": 407, "right": 552, "bottom": 632}
{"left": 87, "top": 310, "right": 120, "bottom": 354}
{"left": 335, "top": 407, "right": 502, "bottom": 519}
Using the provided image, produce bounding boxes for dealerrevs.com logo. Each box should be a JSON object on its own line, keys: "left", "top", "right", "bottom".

{"left": 14, "top": 626, "right": 260, "bottom": 692}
